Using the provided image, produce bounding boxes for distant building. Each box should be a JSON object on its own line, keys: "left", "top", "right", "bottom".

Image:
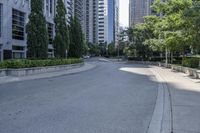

{"left": 129, "top": 0, "right": 154, "bottom": 26}
{"left": 74, "top": 0, "right": 83, "bottom": 25}
{"left": 98, "top": 0, "right": 119, "bottom": 45}
{"left": 64, "top": 0, "right": 74, "bottom": 24}
{"left": 81, "top": 0, "right": 119, "bottom": 45}
{"left": 82, "top": 0, "right": 98, "bottom": 44}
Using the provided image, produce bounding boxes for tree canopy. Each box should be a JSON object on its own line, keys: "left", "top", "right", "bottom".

{"left": 127, "top": 0, "right": 200, "bottom": 61}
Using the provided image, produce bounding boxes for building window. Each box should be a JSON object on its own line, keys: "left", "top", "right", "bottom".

{"left": 46, "top": 0, "right": 49, "bottom": 13}
{"left": 47, "top": 22, "right": 53, "bottom": 44}
{"left": 50, "top": 0, "right": 53, "bottom": 13}
{"left": 12, "top": 46, "right": 25, "bottom": 59}
{"left": 0, "top": 4, "right": 2, "bottom": 37}
{"left": 12, "top": 9, "right": 25, "bottom": 40}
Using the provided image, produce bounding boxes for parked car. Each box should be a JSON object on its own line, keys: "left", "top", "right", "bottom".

{"left": 83, "top": 55, "right": 90, "bottom": 59}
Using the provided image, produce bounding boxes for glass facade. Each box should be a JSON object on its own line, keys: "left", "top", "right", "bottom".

{"left": 12, "top": 9, "right": 25, "bottom": 40}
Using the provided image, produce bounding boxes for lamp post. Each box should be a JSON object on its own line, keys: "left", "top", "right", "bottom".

{"left": 117, "top": 43, "right": 120, "bottom": 61}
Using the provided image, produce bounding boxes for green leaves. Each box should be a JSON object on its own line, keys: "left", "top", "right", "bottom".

{"left": 0, "top": 59, "right": 83, "bottom": 69}
{"left": 54, "top": 0, "right": 70, "bottom": 58}
{"left": 68, "top": 17, "right": 84, "bottom": 58}
{"left": 26, "top": 0, "right": 48, "bottom": 59}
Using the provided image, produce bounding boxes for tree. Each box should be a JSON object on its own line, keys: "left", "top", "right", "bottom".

{"left": 108, "top": 42, "right": 116, "bottom": 57}
{"left": 184, "top": 0, "right": 200, "bottom": 54}
{"left": 99, "top": 43, "right": 107, "bottom": 56}
{"left": 88, "top": 43, "right": 100, "bottom": 56}
{"left": 128, "top": 24, "right": 152, "bottom": 60}
{"left": 26, "top": 0, "right": 48, "bottom": 59}
{"left": 68, "top": 17, "right": 84, "bottom": 58}
{"left": 145, "top": 0, "right": 193, "bottom": 63}
{"left": 54, "top": 0, "right": 70, "bottom": 58}
{"left": 82, "top": 39, "right": 89, "bottom": 55}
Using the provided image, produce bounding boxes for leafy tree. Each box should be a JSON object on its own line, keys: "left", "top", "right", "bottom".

{"left": 88, "top": 43, "right": 100, "bottom": 56}
{"left": 108, "top": 42, "right": 116, "bottom": 56}
{"left": 68, "top": 17, "right": 84, "bottom": 58}
{"left": 26, "top": 0, "right": 48, "bottom": 59}
{"left": 128, "top": 24, "right": 152, "bottom": 60}
{"left": 184, "top": 0, "right": 200, "bottom": 54}
{"left": 146, "top": 0, "right": 193, "bottom": 63}
{"left": 54, "top": 0, "right": 70, "bottom": 58}
{"left": 82, "top": 39, "right": 89, "bottom": 55}
{"left": 99, "top": 43, "right": 107, "bottom": 56}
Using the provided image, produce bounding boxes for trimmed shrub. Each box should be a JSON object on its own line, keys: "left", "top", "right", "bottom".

{"left": 182, "top": 57, "right": 200, "bottom": 68}
{"left": 0, "top": 58, "right": 83, "bottom": 69}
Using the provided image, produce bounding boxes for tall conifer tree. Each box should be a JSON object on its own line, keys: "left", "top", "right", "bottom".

{"left": 69, "top": 16, "right": 84, "bottom": 58}
{"left": 54, "top": 0, "right": 70, "bottom": 58}
{"left": 26, "top": 0, "right": 48, "bottom": 58}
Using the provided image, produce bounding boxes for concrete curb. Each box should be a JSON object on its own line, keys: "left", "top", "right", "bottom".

{"left": 147, "top": 68, "right": 172, "bottom": 133}
{"left": 128, "top": 61, "right": 200, "bottom": 79}
{"left": 0, "top": 63, "right": 96, "bottom": 85}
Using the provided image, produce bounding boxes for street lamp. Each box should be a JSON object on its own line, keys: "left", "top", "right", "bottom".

{"left": 117, "top": 43, "right": 120, "bottom": 61}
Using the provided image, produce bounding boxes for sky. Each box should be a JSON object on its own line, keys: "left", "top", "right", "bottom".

{"left": 119, "top": 0, "right": 129, "bottom": 27}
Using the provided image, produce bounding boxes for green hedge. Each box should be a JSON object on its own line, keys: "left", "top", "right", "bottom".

{"left": 0, "top": 58, "right": 83, "bottom": 69}
{"left": 182, "top": 57, "right": 200, "bottom": 68}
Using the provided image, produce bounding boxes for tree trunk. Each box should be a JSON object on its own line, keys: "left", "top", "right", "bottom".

{"left": 165, "top": 48, "right": 168, "bottom": 66}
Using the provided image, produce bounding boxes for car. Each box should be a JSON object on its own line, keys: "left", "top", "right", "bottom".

{"left": 83, "top": 55, "right": 90, "bottom": 59}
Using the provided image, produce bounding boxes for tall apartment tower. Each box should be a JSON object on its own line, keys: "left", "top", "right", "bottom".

{"left": 114, "top": 0, "right": 119, "bottom": 46}
{"left": 129, "top": 0, "right": 154, "bottom": 26}
{"left": 98, "top": 0, "right": 119, "bottom": 45}
{"left": 74, "top": 0, "right": 84, "bottom": 28}
{"left": 82, "top": 0, "right": 98, "bottom": 43}
{"left": 64, "top": 0, "right": 74, "bottom": 24}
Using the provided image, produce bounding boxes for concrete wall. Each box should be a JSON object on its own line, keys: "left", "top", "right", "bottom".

{"left": 129, "top": 61, "right": 200, "bottom": 79}
{"left": 0, "top": 63, "right": 84, "bottom": 77}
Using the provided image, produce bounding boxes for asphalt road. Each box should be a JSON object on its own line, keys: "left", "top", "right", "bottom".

{"left": 0, "top": 59, "right": 158, "bottom": 133}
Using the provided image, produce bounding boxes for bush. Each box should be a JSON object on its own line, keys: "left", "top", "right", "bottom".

{"left": 127, "top": 56, "right": 143, "bottom": 61}
{"left": 182, "top": 57, "right": 200, "bottom": 68}
{"left": 0, "top": 58, "right": 83, "bottom": 69}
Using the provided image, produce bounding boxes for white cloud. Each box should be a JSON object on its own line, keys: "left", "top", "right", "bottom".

{"left": 119, "top": 0, "right": 129, "bottom": 27}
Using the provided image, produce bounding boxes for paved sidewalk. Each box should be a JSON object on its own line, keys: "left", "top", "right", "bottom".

{"left": 150, "top": 66, "right": 200, "bottom": 133}
{"left": 0, "top": 63, "right": 96, "bottom": 85}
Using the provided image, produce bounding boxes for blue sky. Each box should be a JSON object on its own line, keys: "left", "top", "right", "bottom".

{"left": 119, "top": 0, "right": 129, "bottom": 27}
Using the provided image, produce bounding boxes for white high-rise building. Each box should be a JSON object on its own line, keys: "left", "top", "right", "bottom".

{"left": 81, "top": 0, "right": 119, "bottom": 45}
{"left": 64, "top": 0, "right": 74, "bottom": 23}
{"left": 82, "top": 0, "right": 98, "bottom": 43}
{"left": 98, "top": 0, "right": 119, "bottom": 45}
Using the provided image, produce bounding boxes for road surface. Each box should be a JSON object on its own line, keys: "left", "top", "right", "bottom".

{"left": 0, "top": 59, "right": 158, "bottom": 133}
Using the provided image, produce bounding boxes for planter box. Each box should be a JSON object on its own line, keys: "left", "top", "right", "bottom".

{"left": 129, "top": 60, "right": 200, "bottom": 79}
{"left": 0, "top": 69, "right": 7, "bottom": 77}
{"left": 171, "top": 65, "right": 200, "bottom": 78}
{"left": 2, "top": 63, "right": 84, "bottom": 77}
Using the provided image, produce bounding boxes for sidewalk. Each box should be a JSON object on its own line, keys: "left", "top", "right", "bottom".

{"left": 150, "top": 66, "right": 200, "bottom": 133}
{"left": 0, "top": 63, "right": 96, "bottom": 85}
